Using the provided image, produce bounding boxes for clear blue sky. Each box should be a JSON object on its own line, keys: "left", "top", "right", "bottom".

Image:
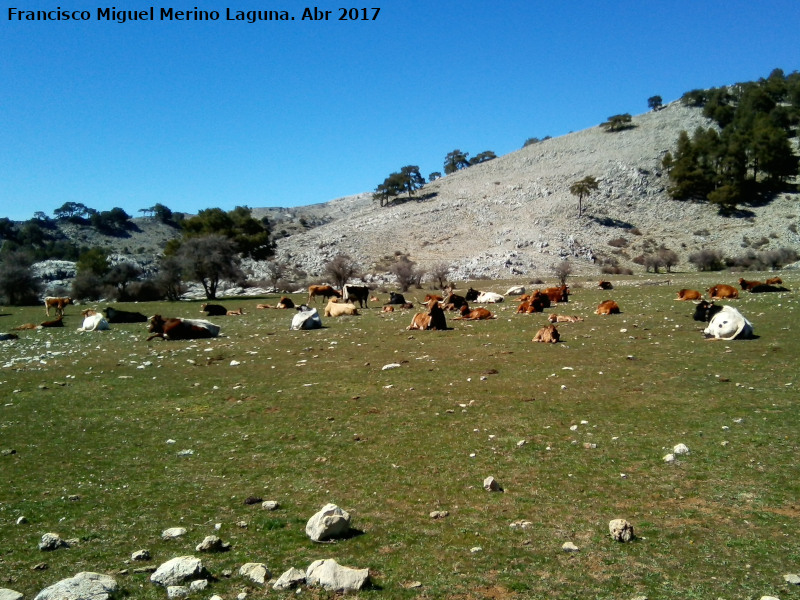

{"left": 2, "top": 0, "right": 798, "bottom": 222}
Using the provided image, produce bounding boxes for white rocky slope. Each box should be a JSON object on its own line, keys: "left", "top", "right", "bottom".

{"left": 270, "top": 102, "right": 800, "bottom": 281}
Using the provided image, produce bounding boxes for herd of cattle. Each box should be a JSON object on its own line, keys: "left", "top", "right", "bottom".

{"left": 0, "top": 276, "right": 790, "bottom": 343}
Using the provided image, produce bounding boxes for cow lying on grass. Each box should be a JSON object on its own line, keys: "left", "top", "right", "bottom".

{"left": 547, "top": 314, "right": 584, "bottom": 323}
{"left": 324, "top": 299, "right": 359, "bottom": 317}
{"left": 532, "top": 324, "right": 560, "bottom": 343}
{"left": 595, "top": 300, "right": 620, "bottom": 315}
{"left": 407, "top": 299, "right": 448, "bottom": 331}
{"left": 147, "top": 315, "right": 220, "bottom": 341}
{"left": 454, "top": 305, "right": 495, "bottom": 320}
{"left": 703, "top": 306, "right": 753, "bottom": 340}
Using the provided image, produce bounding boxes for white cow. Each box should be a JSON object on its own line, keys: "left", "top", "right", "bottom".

{"left": 291, "top": 307, "right": 323, "bottom": 330}
{"left": 703, "top": 306, "right": 753, "bottom": 340}
{"left": 78, "top": 313, "right": 110, "bottom": 332}
{"left": 504, "top": 285, "right": 525, "bottom": 296}
{"left": 475, "top": 291, "right": 505, "bottom": 303}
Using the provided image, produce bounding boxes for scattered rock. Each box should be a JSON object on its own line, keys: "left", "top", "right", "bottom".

{"left": 0, "top": 449, "right": 17, "bottom": 456}
{"left": 189, "top": 580, "right": 208, "bottom": 592}
{"left": 150, "top": 556, "right": 207, "bottom": 587}
{"left": 33, "top": 572, "right": 118, "bottom": 600}
{"left": 131, "top": 549, "right": 151, "bottom": 561}
{"left": 562, "top": 542, "right": 580, "bottom": 552}
{"left": 239, "top": 563, "right": 270, "bottom": 585}
{"left": 483, "top": 476, "right": 503, "bottom": 492}
{"left": 261, "top": 500, "right": 280, "bottom": 510}
{"left": 785, "top": 573, "right": 800, "bottom": 585}
{"left": 0, "top": 589, "right": 23, "bottom": 600}
{"left": 306, "top": 558, "right": 369, "bottom": 592}
{"left": 272, "top": 567, "right": 306, "bottom": 591}
{"left": 663, "top": 453, "right": 676, "bottom": 463}
{"left": 38, "top": 533, "right": 69, "bottom": 551}
{"left": 673, "top": 443, "right": 690, "bottom": 455}
{"left": 196, "top": 535, "right": 230, "bottom": 552}
{"left": 429, "top": 510, "right": 449, "bottom": 519}
{"left": 305, "top": 503, "right": 351, "bottom": 542}
{"left": 16, "top": 516, "right": 27, "bottom": 525}
{"left": 161, "top": 527, "right": 187, "bottom": 540}
{"left": 166, "top": 586, "right": 189, "bottom": 599}
{"left": 609, "top": 519, "right": 635, "bottom": 543}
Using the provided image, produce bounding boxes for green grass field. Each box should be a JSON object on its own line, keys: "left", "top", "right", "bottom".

{"left": 1, "top": 272, "right": 799, "bottom": 599}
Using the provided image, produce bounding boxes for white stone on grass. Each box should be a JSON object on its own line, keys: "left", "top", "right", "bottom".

{"left": 34, "top": 572, "right": 118, "bottom": 600}
{"left": 305, "top": 503, "right": 351, "bottom": 542}
{"left": 239, "top": 563, "right": 270, "bottom": 585}
{"left": 306, "top": 558, "right": 369, "bottom": 592}
{"left": 150, "top": 556, "right": 206, "bottom": 587}
{"left": 608, "top": 518, "right": 635, "bottom": 542}
{"left": 272, "top": 567, "right": 306, "bottom": 591}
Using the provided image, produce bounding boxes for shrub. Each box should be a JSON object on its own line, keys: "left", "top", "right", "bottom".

{"left": 688, "top": 249, "right": 726, "bottom": 271}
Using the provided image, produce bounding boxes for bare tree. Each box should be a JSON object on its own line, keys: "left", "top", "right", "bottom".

{"left": 389, "top": 256, "right": 421, "bottom": 292}
{"left": 553, "top": 260, "right": 572, "bottom": 286}
{"left": 324, "top": 254, "right": 360, "bottom": 290}
{"left": 429, "top": 262, "right": 451, "bottom": 289}
{"left": 265, "top": 259, "right": 289, "bottom": 291}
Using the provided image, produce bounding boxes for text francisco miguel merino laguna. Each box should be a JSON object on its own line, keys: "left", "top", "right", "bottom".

{"left": 5, "top": 7, "right": 351, "bottom": 23}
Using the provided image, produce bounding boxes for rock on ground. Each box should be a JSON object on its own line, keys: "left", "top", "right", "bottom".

{"left": 306, "top": 559, "right": 369, "bottom": 592}
{"left": 34, "top": 572, "right": 118, "bottom": 600}
{"left": 272, "top": 567, "right": 306, "bottom": 591}
{"left": 305, "top": 503, "right": 351, "bottom": 542}
{"left": 239, "top": 563, "right": 270, "bottom": 585}
{"left": 0, "top": 590, "right": 23, "bottom": 600}
{"left": 609, "top": 518, "right": 635, "bottom": 542}
{"left": 150, "top": 556, "right": 206, "bottom": 587}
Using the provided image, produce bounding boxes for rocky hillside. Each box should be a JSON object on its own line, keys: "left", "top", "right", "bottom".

{"left": 30, "top": 101, "right": 800, "bottom": 286}
{"left": 267, "top": 101, "right": 799, "bottom": 281}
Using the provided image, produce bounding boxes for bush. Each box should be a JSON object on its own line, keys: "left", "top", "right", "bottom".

{"left": 727, "top": 247, "right": 799, "bottom": 271}
{"left": 0, "top": 251, "right": 41, "bottom": 305}
{"left": 688, "top": 249, "right": 726, "bottom": 271}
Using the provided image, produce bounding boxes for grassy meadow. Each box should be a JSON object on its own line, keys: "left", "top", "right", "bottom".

{"left": 1, "top": 272, "right": 799, "bottom": 599}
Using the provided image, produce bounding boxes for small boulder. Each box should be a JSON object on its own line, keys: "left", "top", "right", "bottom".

{"left": 166, "top": 586, "right": 189, "bottom": 599}
{"left": 261, "top": 500, "right": 280, "bottom": 511}
{"left": 673, "top": 443, "right": 690, "bottom": 455}
{"left": 34, "top": 572, "right": 118, "bottom": 600}
{"left": 272, "top": 567, "right": 306, "bottom": 591}
{"left": 131, "top": 549, "right": 151, "bottom": 561}
{"left": 239, "top": 563, "right": 270, "bottom": 585}
{"left": 608, "top": 518, "right": 635, "bottom": 542}
{"left": 150, "top": 556, "right": 206, "bottom": 587}
{"left": 306, "top": 558, "right": 369, "bottom": 592}
{"left": 38, "top": 533, "right": 68, "bottom": 551}
{"left": 305, "top": 503, "right": 351, "bottom": 542}
{"left": 0, "top": 589, "right": 24, "bottom": 600}
{"left": 483, "top": 476, "right": 503, "bottom": 492}
{"left": 196, "top": 535, "right": 230, "bottom": 553}
{"left": 161, "top": 527, "right": 187, "bottom": 540}
{"left": 562, "top": 542, "right": 580, "bottom": 552}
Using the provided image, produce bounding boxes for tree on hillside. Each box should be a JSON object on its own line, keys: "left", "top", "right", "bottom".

{"left": 428, "top": 171, "right": 442, "bottom": 182}
{"left": 444, "top": 149, "right": 470, "bottom": 174}
{"left": 601, "top": 113, "right": 634, "bottom": 132}
{"left": 647, "top": 96, "right": 663, "bottom": 111}
{"left": 54, "top": 202, "right": 91, "bottom": 221}
{"left": 569, "top": 176, "right": 599, "bottom": 217}
{"left": 177, "top": 235, "right": 243, "bottom": 300}
{"left": 373, "top": 166, "right": 426, "bottom": 207}
{"left": 90, "top": 207, "right": 132, "bottom": 234}
{"left": 470, "top": 151, "right": 497, "bottom": 165}
{"left": 180, "top": 206, "right": 275, "bottom": 260}
{"left": 324, "top": 254, "right": 360, "bottom": 290}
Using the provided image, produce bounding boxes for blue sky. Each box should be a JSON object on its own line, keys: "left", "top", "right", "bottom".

{"left": 2, "top": 1, "right": 798, "bottom": 222}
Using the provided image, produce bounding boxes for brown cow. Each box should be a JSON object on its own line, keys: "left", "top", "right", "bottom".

{"left": 226, "top": 308, "right": 245, "bottom": 315}
{"left": 442, "top": 293, "right": 468, "bottom": 311}
{"left": 308, "top": 285, "right": 342, "bottom": 304}
{"left": 44, "top": 296, "right": 73, "bottom": 317}
{"left": 407, "top": 299, "right": 448, "bottom": 331}
{"left": 516, "top": 291, "right": 549, "bottom": 314}
{"left": 708, "top": 284, "right": 739, "bottom": 300}
{"left": 13, "top": 316, "right": 64, "bottom": 330}
{"left": 381, "top": 305, "right": 395, "bottom": 313}
{"left": 738, "top": 278, "right": 762, "bottom": 291}
{"left": 542, "top": 285, "right": 569, "bottom": 303}
{"left": 595, "top": 300, "right": 620, "bottom": 315}
{"left": 765, "top": 277, "right": 783, "bottom": 285}
{"left": 598, "top": 280, "right": 613, "bottom": 290}
{"left": 532, "top": 324, "right": 560, "bottom": 343}
{"left": 675, "top": 289, "right": 702, "bottom": 301}
{"left": 257, "top": 296, "right": 295, "bottom": 310}
{"left": 547, "top": 314, "right": 584, "bottom": 323}
{"left": 424, "top": 294, "right": 443, "bottom": 303}
{"left": 454, "top": 305, "right": 495, "bottom": 320}
{"left": 147, "top": 315, "right": 220, "bottom": 341}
